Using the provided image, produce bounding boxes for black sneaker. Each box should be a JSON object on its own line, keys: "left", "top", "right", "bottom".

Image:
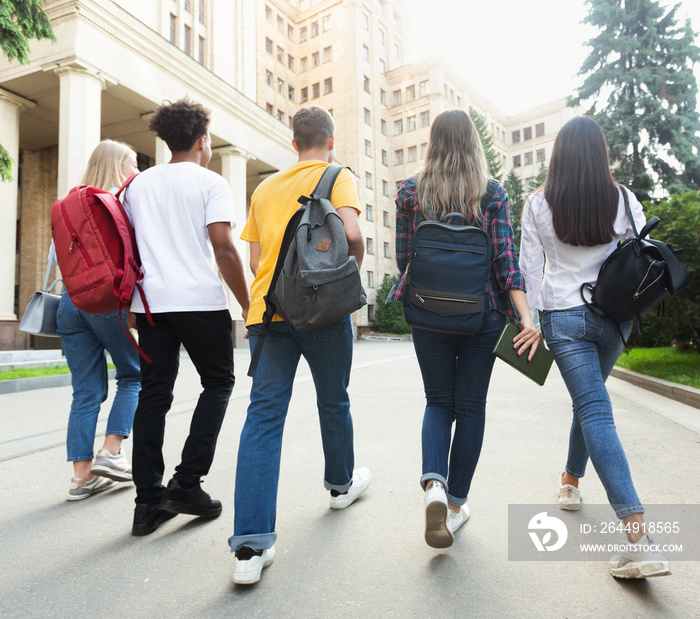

{"left": 158, "top": 478, "right": 222, "bottom": 518}
{"left": 132, "top": 504, "right": 177, "bottom": 536}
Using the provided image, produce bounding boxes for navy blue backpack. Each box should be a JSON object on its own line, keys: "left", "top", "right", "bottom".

{"left": 403, "top": 179, "right": 498, "bottom": 334}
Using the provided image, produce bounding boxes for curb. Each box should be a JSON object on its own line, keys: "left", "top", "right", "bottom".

{"left": 0, "top": 369, "right": 117, "bottom": 395}
{"left": 610, "top": 367, "right": 700, "bottom": 410}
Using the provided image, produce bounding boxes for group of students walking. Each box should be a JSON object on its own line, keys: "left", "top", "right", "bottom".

{"left": 56, "top": 98, "right": 670, "bottom": 585}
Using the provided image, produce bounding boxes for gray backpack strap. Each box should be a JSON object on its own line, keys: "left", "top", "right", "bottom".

{"left": 309, "top": 164, "right": 345, "bottom": 200}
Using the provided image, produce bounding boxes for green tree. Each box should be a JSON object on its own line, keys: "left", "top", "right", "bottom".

{"left": 533, "top": 162, "right": 548, "bottom": 189}
{"left": 374, "top": 274, "right": 411, "bottom": 334}
{"left": 0, "top": 0, "right": 55, "bottom": 181}
{"left": 570, "top": 0, "right": 700, "bottom": 200}
{"left": 503, "top": 169, "right": 525, "bottom": 248}
{"left": 628, "top": 190, "right": 700, "bottom": 351}
{"left": 469, "top": 108, "right": 502, "bottom": 181}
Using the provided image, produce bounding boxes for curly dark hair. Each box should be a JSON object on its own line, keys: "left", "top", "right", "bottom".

{"left": 148, "top": 98, "right": 211, "bottom": 152}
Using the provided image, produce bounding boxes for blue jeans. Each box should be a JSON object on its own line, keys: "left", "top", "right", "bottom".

{"left": 229, "top": 316, "right": 355, "bottom": 552}
{"left": 56, "top": 293, "right": 141, "bottom": 462}
{"left": 412, "top": 310, "right": 506, "bottom": 506}
{"left": 542, "top": 306, "right": 642, "bottom": 518}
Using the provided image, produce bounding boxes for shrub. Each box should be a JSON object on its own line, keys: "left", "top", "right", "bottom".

{"left": 374, "top": 274, "right": 411, "bottom": 334}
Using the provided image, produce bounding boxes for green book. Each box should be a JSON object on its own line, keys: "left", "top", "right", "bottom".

{"left": 492, "top": 322, "right": 555, "bottom": 386}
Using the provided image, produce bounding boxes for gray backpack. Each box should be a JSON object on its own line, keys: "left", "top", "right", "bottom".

{"left": 248, "top": 164, "right": 366, "bottom": 376}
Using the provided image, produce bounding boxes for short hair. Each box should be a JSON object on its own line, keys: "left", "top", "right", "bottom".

{"left": 148, "top": 98, "right": 211, "bottom": 152}
{"left": 292, "top": 105, "right": 335, "bottom": 151}
{"left": 81, "top": 139, "right": 136, "bottom": 191}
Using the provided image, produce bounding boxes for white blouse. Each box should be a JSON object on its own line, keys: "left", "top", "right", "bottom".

{"left": 519, "top": 186, "right": 646, "bottom": 329}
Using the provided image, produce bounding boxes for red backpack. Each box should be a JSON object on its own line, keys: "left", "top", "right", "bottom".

{"left": 51, "top": 176, "right": 153, "bottom": 360}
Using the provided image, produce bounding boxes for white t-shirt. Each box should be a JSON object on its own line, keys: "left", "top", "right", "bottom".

{"left": 122, "top": 162, "right": 235, "bottom": 313}
{"left": 520, "top": 186, "right": 646, "bottom": 329}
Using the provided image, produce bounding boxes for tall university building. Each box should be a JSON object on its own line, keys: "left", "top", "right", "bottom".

{"left": 0, "top": 0, "right": 575, "bottom": 349}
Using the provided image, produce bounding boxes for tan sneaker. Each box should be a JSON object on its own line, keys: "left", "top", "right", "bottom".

{"left": 610, "top": 534, "right": 672, "bottom": 579}
{"left": 67, "top": 476, "right": 118, "bottom": 501}
{"left": 90, "top": 448, "right": 133, "bottom": 482}
{"left": 558, "top": 473, "right": 582, "bottom": 511}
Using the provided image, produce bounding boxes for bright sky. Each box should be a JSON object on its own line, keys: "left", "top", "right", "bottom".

{"left": 402, "top": 0, "right": 700, "bottom": 116}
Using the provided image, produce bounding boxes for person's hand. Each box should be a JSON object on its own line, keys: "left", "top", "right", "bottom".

{"left": 512, "top": 317, "right": 541, "bottom": 361}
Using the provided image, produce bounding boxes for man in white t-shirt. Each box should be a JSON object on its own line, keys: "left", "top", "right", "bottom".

{"left": 122, "top": 98, "right": 250, "bottom": 537}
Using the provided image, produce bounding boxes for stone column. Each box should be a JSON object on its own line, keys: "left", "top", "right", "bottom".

{"left": 55, "top": 67, "right": 105, "bottom": 199}
{"left": 0, "top": 90, "right": 35, "bottom": 320}
{"left": 216, "top": 146, "right": 254, "bottom": 346}
{"left": 155, "top": 136, "right": 170, "bottom": 165}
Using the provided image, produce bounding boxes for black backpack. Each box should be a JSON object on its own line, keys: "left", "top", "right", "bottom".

{"left": 403, "top": 179, "right": 498, "bottom": 334}
{"left": 580, "top": 189, "right": 690, "bottom": 340}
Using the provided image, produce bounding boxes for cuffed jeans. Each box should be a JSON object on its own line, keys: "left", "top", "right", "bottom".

{"left": 56, "top": 293, "right": 140, "bottom": 462}
{"left": 229, "top": 316, "right": 355, "bottom": 552}
{"left": 132, "top": 310, "right": 234, "bottom": 506}
{"left": 412, "top": 310, "right": 506, "bottom": 506}
{"left": 543, "top": 306, "right": 643, "bottom": 518}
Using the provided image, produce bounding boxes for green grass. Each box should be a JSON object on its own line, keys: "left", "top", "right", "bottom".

{"left": 0, "top": 363, "right": 115, "bottom": 381}
{"left": 616, "top": 347, "right": 700, "bottom": 389}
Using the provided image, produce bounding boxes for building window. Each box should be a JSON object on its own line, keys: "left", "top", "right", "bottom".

{"left": 380, "top": 89, "right": 386, "bottom": 105}
{"left": 457, "top": 95, "right": 461, "bottom": 107}
{"left": 288, "top": 86, "right": 295, "bottom": 101}
{"left": 301, "top": 87, "right": 308, "bottom": 102}
{"left": 277, "top": 77, "right": 284, "bottom": 94}
{"left": 406, "top": 85, "right": 415, "bottom": 101}
{"left": 394, "top": 149, "right": 404, "bottom": 165}
{"left": 288, "top": 54, "right": 294, "bottom": 70}
{"left": 288, "top": 24, "right": 294, "bottom": 41}
{"left": 277, "top": 46, "right": 284, "bottom": 63}
{"left": 392, "top": 89, "right": 401, "bottom": 106}
{"left": 265, "top": 70, "right": 273, "bottom": 87}
{"left": 368, "top": 304, "right": 375, "bottom": 322}
{"left": 276, "top": 109, "right": 284, "bottom": 121}
{"left": 364, "top": 108, "right": 371, "bottom": 125}
{"left": 311, "top": 20, "right": 319, "bottom": 36}
{"left": 169, "top": 14, "right": 176, "bottom": 44}
{"left": 266, "top": 103, "right": 274, "bottom": 114}
{"left": 198, "top": 0, "right": 204, "bottom": 23}
{"left": 365, "top": 139, "right": 372, "bottom": 157}
{"left": 512, "top": 130, "right": 521, "bottom": 143}
{"left": 312, "top": 82, "right": 320, "bottom": 99}
{"left": 513, "top": 155, "right": 521, "bottom": 168}
{"left": 407, "top": 145, "right": 417, "bottom": 162}
{"left": 324, "top": 77, "right": 333, "bottom": 94}
{"left": 300, "top": 56, "right": 308, "bottom": 71}
{"left": 536, "top": 122, "right": 545, "bottom": 137}
{"left": 382, "top": 180, "right": 389, "bottom": 196}
{"left": 366, "top": 204, "right": 373, "bottom": 221}
{"left": 363, "top": 44, "right": 370, "bottom": 61}
{"left": 184, "top": 0, "right": 190, "bottom": 13}
{"left": 311, "top": 51, "right": 319, "bottom": 67}
{"left": 300, "top": 26, "right": 307, "bottom": 42}
{"left": 265, "top": 5, "right": 272, "bottom": 21}
{"left": 366, "top": 238, "right": 374, "bottom": 254}
{"left": 536, "top": 148, "right": 546, "bottom": 163}
{"left": 277, "top": 15, "right": 284, "bottom": 32}
{"left": 395, "top": 180, "right": 403, "bottom": 191}
{"left": 383, "top": 211, "right": 389, "bottom": 227}
{"left": 197, "top": 36, "right": 204, "bottom": 64}
{"left": 363, "top": 75, "right": 370, "bottom": 92}
{"left": 322, "top": 14, "right": 332, "bottom": 31}
{"left": 383, "top": 242, "right": 390, "bottom": 258}
{"left": 381, "top": 119, "right": 387, "bottom": 135}
{"left": 367, "top": 271, "right": 374, "bottom": 288}
{"left": 328, "top": 108, "right": 333, "bottom": 116}
{"left": 365, "top": 172, "right": 372, "bottom": 188}
{"left": 419, "top": 80, "right": 428, "bottom": 97}
{"left": 362, "top": 12, "right": 369, "bottom": 29}
{"left": 381, "top": 149, "right": 388, "bottom": 165}
{"left": 524, "top": 126, "right": 533, "bottom": 141}
{"left": 323, "top": 46, "right": 332, "bottom": 62}
{"left": 420, "top": 111, "right": 430, "bottom": 127}
{"left": 379, "top": 59, "right": 386, "bottom": 73}
{"left": 379, "top": 28, "right": 385, "bottom": 45}
{"left": 265, "top": 37, "right": 273, "bottom": 54}
{"left": 406, "top": 115, "right": 416, "bottom": 131}
{"left": 524, "top": 151, "right": 533, "bottom": 166}
{"left": 393, "top": 42, "right": 400, "bottom": 58}
{"left": 394, "top": 119, "right": 403, "bottom": 135}
{"left": 421, "top": 142, "right": 427, "bottom": 158}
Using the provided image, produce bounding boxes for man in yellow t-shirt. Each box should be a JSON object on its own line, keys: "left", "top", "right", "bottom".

{"left": 229, "top": 105, "right": 372, "bottom": 585}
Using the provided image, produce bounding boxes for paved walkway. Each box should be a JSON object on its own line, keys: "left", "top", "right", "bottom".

{"left": 0, "top": 341, "right": 698, "bottom": 618}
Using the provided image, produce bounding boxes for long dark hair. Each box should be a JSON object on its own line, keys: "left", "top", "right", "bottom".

{"left": 544, "top": 116, "right": 619, "bottom": 247}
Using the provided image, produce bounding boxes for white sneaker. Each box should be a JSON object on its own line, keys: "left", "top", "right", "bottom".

{"left": 609, "top": 534, "right": 672, "bottom": 579}
{"left": 67, "top": 476, "right": 118, "bottom": 501}
{"left": 232, "top": 546, "right": 275, "bottom": 585}
{"left": 330, "top": 467, "right": 371, "bottom": 510}
{"left": 424, "top": 481, "right": 453, "bottom": 548}
{"left": 448, "top": 504, "right": 470, "bottom": 535}
{"left": 90, "top": 448, "right": 133, "bottom": 482}
{"left": 558, "top": 473, "right": 582, "bottom": 511}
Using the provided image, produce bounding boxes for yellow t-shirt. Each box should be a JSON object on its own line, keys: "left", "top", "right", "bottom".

{"left": 242, "top": 160, "right": 361, "bottom": 326}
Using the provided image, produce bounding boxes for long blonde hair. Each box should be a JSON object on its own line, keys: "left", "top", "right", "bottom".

{"left": 81, "top": 139, "right": 136, "bottom": 191}
{"left": 416, "top": 110, "right": 489, "bottom": 222}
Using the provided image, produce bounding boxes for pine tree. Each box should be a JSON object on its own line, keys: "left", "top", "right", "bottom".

{"left": 469, "top": 108, "right": 502, "bottom": 181}
{"left": 571, "top": 0, "right": 700, "bottom": 200}
{"left": 374, "top": 274, "right": 411, "bottom": 334}
{"left": 534, "top": 162, "right": 548, "bottom": 189}
{"left": 0, "top": 0, "right": 55, "bottom": 182}
{"left": 503, "top": 170, "right": 525, "bottom": 249}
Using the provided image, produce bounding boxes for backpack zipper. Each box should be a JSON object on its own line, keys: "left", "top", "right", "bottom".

{"left": 59, "top": 202, "right": 94, "bottom": 268}
{"left": 415, "top": 293, "right": 477, "bottom": 304}
{"left": 634, "top": 262, "right": 664, "bottom": 298}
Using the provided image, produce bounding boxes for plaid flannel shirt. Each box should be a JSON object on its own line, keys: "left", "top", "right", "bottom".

{"left": 387, "top": 176, "right": 525, "bottom": 318}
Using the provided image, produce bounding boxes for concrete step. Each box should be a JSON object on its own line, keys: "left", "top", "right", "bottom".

{"left": 0, "top": 359, "right": 68, "bottom": 372}
{"left": 0, "top": 350, "right": 64, "bottom": 364}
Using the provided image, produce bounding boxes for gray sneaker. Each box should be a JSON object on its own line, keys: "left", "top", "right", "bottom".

{"left": 609, "top": 534, "right": 672, "bottom": 579}
{"left": 90, "top": 448, "right": 133, "bottom": 482}
{"left": 67, "top": 476, "right": 118, "bottom": 501}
